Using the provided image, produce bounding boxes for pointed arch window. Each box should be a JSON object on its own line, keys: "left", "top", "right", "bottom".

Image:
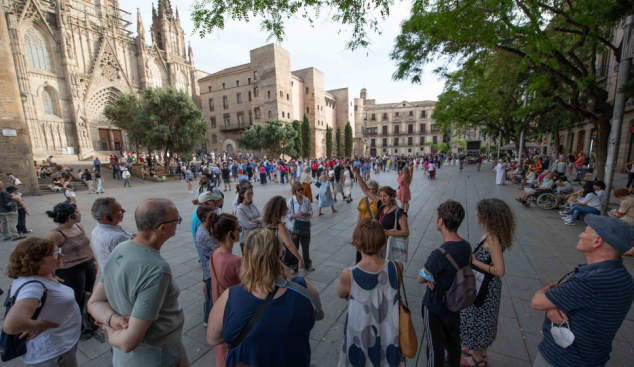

{"left": 171, "top": 30, "right": 178, "bottom": 53}
{"left": 42, "top": 90, "right": 55, "bottom": 115}
{"left": 150, "top": 62, "right": 163, "bottom": 88}
{"left": 177, "top": 72, "right": 187, "bottom": 91}
{"left": 24, "top": 28, "right": 51, "bottom": 71}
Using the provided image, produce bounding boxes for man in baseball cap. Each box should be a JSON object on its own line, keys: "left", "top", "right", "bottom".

{"left": 530, "top": 215, "right": 634, "bottom": 367}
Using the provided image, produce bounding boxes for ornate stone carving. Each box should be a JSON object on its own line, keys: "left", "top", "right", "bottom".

{"left": 99, "top": 48, "right": 121, "bottom": 82}
{"left": 22, "top": 1, "right": 38, "bottom": 21}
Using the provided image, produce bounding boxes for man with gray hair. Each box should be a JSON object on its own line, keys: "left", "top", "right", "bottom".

{"left": 88, "top": 198, "right": 187, "bottom": 367}
{"left": 91, "top": 197, "right": 134, "bottom": 269}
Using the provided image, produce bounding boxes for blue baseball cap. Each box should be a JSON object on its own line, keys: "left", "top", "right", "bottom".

{"left": 584, "top": 215, "right": 634, "bottom": 252}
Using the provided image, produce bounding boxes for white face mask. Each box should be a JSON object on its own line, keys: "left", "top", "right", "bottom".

{"left": 551, "top": 321, "right": 575, "bottom": 348}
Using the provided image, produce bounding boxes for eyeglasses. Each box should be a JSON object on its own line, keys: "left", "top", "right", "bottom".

{"left": 297, "top": 188, "right": 304, "bottom": 192}
{"left": 51, "top": 248, "right": 62, "bottom": 259}
{"left": 235, "top": 227, "right": 243, "bottom": 233}
{"left": 155, "top": 216, "right": 182, "bottom": 229}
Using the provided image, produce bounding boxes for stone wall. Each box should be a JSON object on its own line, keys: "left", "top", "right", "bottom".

{"left": 0, "top": 6, "right": 38, "bottom": 195}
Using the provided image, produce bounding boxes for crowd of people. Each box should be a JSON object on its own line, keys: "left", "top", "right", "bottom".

{"left": 1, "top": 150, "right": 633, "bottom": 367}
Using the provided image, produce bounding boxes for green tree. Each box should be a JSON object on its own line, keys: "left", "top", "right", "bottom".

{"left": 235, "top": 124, "right": 265, "bottom": 157}
{"left": 336, "top": 126, "right": 342, "bottom": 157}
{"left": 261, "top": 120, "right": 298, "bottom": 158}
{"left": 106, "top": 87, "right": 207, "bottom": 172}
{"left": 103, "top": 92, "right": 147, "bottom": 153}
{"left": 292, "top": 120, "right": 303, "bottom": 159}
{"left": 453, "top": 139, "right": 466, "bottom": 151}
{"left": 344, "top": 121, "right": 353, "bottom": 157}
{"left": 301, "top": 114, "right": 311, "bottom": 158}
{"left": 326, "top": 124, "right": 333, "bottom": 158}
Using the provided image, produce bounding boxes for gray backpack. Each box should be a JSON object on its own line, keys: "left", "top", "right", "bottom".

{"left": 438, "top": 248, "right": 476, "bottom": 312}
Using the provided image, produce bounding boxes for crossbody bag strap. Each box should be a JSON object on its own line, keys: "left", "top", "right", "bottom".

{"left": 366, "top": 197, "right": 373, "bottom": 218}
{"left": 8, "top": 281, "right": 48, "bottom": 319}
{"left": 274, "top": 277, "right": 324, "bottom": 321}
{"left": 227, "top": 286, "right": 279, "bottom": 352}
{"left": 209, "top": 250, "right": 228, "bottom": 290}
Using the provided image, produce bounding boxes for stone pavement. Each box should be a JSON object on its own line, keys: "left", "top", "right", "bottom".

{"left": 1, "top": 162, "right": 633, "bottom": 367}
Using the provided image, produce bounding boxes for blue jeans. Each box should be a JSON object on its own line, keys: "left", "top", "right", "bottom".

{"left": 192, "top": 170, "right": 197, "bottom": 179}
{"left": 124, "top": 178, "right": 130, "bottom": 187}
{"left": 280, "top": 171, "right": 285, "bottom": 184}
{"left": 566, "top": 205, "right": 600, "bottom": 223}
{"left": 178, "top": 172, "right": 182, "bottom": 181}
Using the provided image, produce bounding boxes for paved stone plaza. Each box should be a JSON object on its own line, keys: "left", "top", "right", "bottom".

{"left": 1, "top": 162, "right": 633, "bottom": 367}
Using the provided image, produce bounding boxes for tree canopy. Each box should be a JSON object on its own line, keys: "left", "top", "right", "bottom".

{"left": 302, "top": 114, "right": 312, "bottom": 158}
{"left": 292, "top": 120, "right": 303, "bottom": 159}
{"left": 326, "top": 124, "right": 333, "bottom": 158}
{"left": 236, "top": 120, "right": 298, "bottom": 158}
{"left": 345, "top": 121, "right": 353, "bottom": 157}
{"left": 336, "top": 126, "right": 342, "bottom": 156}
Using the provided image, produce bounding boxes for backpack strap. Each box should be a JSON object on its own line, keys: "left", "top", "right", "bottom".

{"left": 438, "top": 247, "right": 471, "bottom": 270}
{"left": 274, "top": 277, "right": 324, "bottom": 321}
{"left": 227, "top": 286, "right": 278, "bottom": 351}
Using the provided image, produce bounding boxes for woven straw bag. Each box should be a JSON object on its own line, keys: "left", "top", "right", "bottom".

{"left": 397, "top": 264, "right": 417, "bottom": 358}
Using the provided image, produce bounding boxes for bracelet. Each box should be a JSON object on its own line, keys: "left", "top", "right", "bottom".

{"left": 106, "top": 311, "right": 119, "bottom": 328}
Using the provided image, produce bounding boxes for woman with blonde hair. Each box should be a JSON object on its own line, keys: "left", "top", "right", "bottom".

{"left": 300, "top": 166, "right": 313, "bottom": 203}
{"left": 263, "top": 195, "right": 305, "bottom": 274}
{"left": 397, "top": 166, "right": 413, "bottom": 213}
{"left": 206, "top": 228, "right": 319, "bottom": 367}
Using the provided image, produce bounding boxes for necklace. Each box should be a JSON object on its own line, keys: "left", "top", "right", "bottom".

{"left": 379, "top": 204, "right": 394, "bottom": 223}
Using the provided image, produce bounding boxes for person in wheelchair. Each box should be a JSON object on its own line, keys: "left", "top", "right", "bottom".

{"left": 517, "top": 172, "right": 555, "bottom": 204}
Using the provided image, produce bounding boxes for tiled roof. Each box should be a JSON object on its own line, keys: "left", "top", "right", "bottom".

{"left": 207, "top": 63, "right": 251, "bottom": 78}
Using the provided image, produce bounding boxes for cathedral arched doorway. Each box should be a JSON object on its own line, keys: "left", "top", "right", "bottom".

{"left": 227, "top": 144, "right": 234, "bottom": 155}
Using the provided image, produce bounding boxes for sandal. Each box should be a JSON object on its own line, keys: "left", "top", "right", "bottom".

{"left": 460, "top": 356, "right": 486, "bottom": 367}
{"left": 461, "top": 348, "right": 487, "bottom": 362}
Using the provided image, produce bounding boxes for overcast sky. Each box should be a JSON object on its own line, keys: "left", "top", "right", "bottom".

{"left": 124, "top": 0, "right": 445, "bottom": 103}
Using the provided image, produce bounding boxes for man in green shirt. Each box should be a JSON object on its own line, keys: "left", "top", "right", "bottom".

{"left": 88, "top": 198, "right": 187, "bottom": 367}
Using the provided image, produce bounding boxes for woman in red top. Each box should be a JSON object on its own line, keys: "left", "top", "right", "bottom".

{"left": 575, "top": 153, "right": 585, "bottom": 173}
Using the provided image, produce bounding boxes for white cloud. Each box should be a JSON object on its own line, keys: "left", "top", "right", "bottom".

{"left": 128, "top": 0, "right": 445, "bottom": 102}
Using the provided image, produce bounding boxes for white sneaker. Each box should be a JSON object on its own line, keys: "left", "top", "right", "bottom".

{"left": 562, "top": 216, "right": 572, "bottom": 221}
{"left": 565, "top": 221, "right": 576, "bottom": 226}
{"left": 558, "top": 211, "right": 568, "bottom": 216}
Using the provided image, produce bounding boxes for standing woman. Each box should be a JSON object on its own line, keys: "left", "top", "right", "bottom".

{"left": 3, "top": 237, "right": 82, "bottom": 367}
{"left": 460, "top": 198, "right": 516, "bottom": 366}
{"left": 207, "top": 213, "right": 243, "bottom": 367}
{"left": 206, "top": 228, "right": 318, "bottom": 367}
{"left": 62, "top": 175, "right": 77, "bottom": 205}
{"left": 287, "top": 183, "right": 314, "bottom": 271}
{"left": 195, "top": 205, "right": 221, "bottom": 327}
{"left": 235, "top": 186, "right": 264, "bottom": 254}
{"left": 318, "top": 171, "right": 337, "bottom": 216}
{"left": 300, "top": 166, "right": 314, "bottom": 203}
{"left": 45, "top": 203, "right": 97, "bottom": 340}
{"left": 398, "top": 167, "right": 413, "bottom": 213}
{"left": 259, "top": 164, "right": 267, "bottom": 185}
{"left": 263, "top": 195, "right": 305, "bottom": 274}
{"left": 353, "top": 168, "right": 409, "bottom": 259}
{"left": 343, "top": 165, "right": 354, "bottom": 203}
{"left": 334, "top": 168, "right": 345, "bottom": 202}
{"left": 94, "top": 168, "right": 105, "bottom": 194}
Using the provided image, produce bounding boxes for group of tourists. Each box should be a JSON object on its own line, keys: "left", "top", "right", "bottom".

{"left": 1, "top": 150, "right": 634, "bottom": 367}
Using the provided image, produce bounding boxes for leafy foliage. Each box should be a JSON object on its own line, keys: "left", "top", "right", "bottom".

{"left": 235, "top": 124, "right": 264, "bottom": 157}
{"left": 453, "top": 139, "right": 466, "bottom": 151}
{"left": 336, "top": 126, "right": 342, "bottom": 156}
{"left": 105, "top": 87, "right": 208, "bottom": 172}
{"left": 326, "top": 124, "right": 333, "bottom": 158}
{"left": 302, "top": 114, "right": 312, "bottom": 158}
{"left": 292, "top": 120, "right": 303, "bottom": 159}
{"left": 345, "top": 121, "right": 353, "bottom": 157}
{"left": 236, "top": 120, "right": 298, "bottom": 158}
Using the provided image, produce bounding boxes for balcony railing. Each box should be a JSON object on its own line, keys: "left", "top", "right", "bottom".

{"left": 363, "top": 131, "right": 378, "bottom": 136}
{"left": 220, "top": 123, "right": 249, "bottom": 132}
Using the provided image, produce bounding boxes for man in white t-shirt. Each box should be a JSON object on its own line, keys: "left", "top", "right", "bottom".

{"left": 91, "top": 197, "right": 134, "bottom": 269}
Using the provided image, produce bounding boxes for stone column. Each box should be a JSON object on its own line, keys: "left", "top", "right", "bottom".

{"left": 0, "top": 6, "right": 39, "bottom": 195}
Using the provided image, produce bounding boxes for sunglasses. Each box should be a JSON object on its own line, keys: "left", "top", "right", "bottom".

{"left": 155, "top": 216, "right": 182, "bottom": 229}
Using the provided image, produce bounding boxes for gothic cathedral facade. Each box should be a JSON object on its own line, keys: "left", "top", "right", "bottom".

{"left": 2, "top": 0, "right": 200, "bottom": 159}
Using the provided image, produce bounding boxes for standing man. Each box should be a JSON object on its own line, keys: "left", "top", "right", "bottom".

{"left": 91, "top": 197, "right": 134, "bottom": 269}
{"left": 418, "top": 200, "right": 472, "bottom": 367}
{"left": 88, "top": 199, "right": 188, "bottom": 367}
{"left": 221, "top": 164, "right": 231, "bottom": 192}
{"left": 476, "top": 155, "right": 483, "bottom": 172}
{"left": 0, "top": 181, "right": 24, "bottom": 241}
{"left": 213, "top": 164, "right": 222, "bottom": 187}
{"left": 531, "top": 216, "right": 634, "bottom": 367}
{"left": 362, "top": 159, "right": 371, "bottom": 182}
{"left": 94, "top": 157, "right": 101, "bottom": 172}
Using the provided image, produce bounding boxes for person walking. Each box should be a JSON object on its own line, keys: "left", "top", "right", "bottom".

{"left": 84, "top": 169, "right": 95, "bottom": 194}
{"left": 95, "top": 169, "right": 105, "bottom": 193}
{"left": 300, "top": 166, "right": 314, "bottom": 203}
{"left": 205, "top": 228, "right": 319, "bottom": 367}
{"left": 343, "top": 165, "right": 354, "bottom": 203}
{"left": 398, "top": 167, "right": 413, "bottom": 213}
{"left": 318, "top": 171, "right": 337, "bottom": 216}
{"left": 45, "top": 203, "right": 98, "bottom": 341}
{"left": 87, "top": 199, "right": 188, "bottom": 367}
{"left": 122, "top": 168, "right": 131, "bottom": 188}
{"left": 6, "top": 186, "right": 31, "bottom": 235}
{"left": 62, "top": 176, "right": 77, "bottom": 205}
{"left": 337, "top": 218, "right": 406, "bottom": 367}
{"left": 287, "top": 183, "right": 314, "bottom": 271}
{"left": 460, "top": 199, "right": 516, "bottom": 366}
{"left": 3, "top": 237, "right": 82, "bottom": 367}
{"left": 207, "top": 213, "right": 243, "bottom": 367}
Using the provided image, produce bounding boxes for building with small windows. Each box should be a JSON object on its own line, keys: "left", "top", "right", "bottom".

{"left": 356, "top": 88, "right": 446, "bottom": 157}
{"left": 2, "top": 0, "right": 201, "bottom": 159}
{"left": 198, "top": 44, "right": 356, "bottom": 158}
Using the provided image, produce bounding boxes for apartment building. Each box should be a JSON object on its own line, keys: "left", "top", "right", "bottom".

{"left": 356, "top": 88, "right": 445, "bottom": 156}
{"left": 198, "top": 44, "right": 356, "bottom": 158}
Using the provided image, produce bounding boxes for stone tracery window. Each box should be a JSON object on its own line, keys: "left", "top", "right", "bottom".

{"left": 177, "top": 72, "right": 187, "bottom": 91}
{"left": 24, "top": 28, "right": 52, "bottom": 71}
{"left": 171, "top": 30, "right": 178, "bottom": 53}
{"left": 42, "top": 90, "right": 55, "bottom": 115}
{"left": 150, "top": 62, "right": 163, "bottom": 88}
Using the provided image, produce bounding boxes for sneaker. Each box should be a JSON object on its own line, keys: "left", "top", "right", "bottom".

{"left": 558, "top": 211, "right": 568, "bottom": 216}
{"left": 565, "top": 221, "right": 576, "bottom": 226}
{"left": 11, "top": 236, "right": 26, "bottom": 241}
{"left": 23, "top": 230, "right": 33, "bottom": 234}
{"left": 562, "top": 216, "right": 572, "bottom": 221}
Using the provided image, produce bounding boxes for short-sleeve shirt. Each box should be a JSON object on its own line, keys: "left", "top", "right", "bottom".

{"left": 11, "top": 276, "right": 81, "bottom": 364}
{"left": 539, "top": 259, "right": 634, "bottom": 367}
{"left": 618, "top": 196, "right": 634, "bottom": 226}
{"left": 422, "top": 240, "right": 472, "bottom": 316}
{"left": 101, "top": 240, "right": 185, "bottom": 367}
{"left": 374, "top": 203, "right": 406, "bottom": 231}
{"left": 222, "top": 168, "right": 231, "bottom": 179}
{"left": 91, "top": 223, "right": 133, "bottom": 270}
{"left": 0, "top": 190, "right": 16, "bottom": 213}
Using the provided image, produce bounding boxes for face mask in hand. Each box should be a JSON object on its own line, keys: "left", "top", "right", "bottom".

{"left": 551, "top": 321, "right": 575, "bottom": 348}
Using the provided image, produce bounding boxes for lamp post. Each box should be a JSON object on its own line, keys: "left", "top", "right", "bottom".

{"left": 603, "top": 15, "right": 634, "bottom": 216}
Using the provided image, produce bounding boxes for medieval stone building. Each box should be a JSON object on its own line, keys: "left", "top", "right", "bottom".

{"left": 1, "top": 0, "right": 200, "bottom": 160}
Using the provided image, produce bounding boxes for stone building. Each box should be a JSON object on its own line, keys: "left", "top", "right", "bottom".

{"left": 356, "top": 88, "right": 444, "bottom": 157}
{"left": 2, "top": 0, "right": 200, "bottom": 161}
{"left": 198, "top": 43, "right": 356, "bottom": 158}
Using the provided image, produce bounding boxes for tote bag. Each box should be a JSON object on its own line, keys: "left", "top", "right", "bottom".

{"left": 385, "top": 208, "right": 409, "bottom": 262}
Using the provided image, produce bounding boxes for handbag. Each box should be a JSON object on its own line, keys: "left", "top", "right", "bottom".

{"left": 396, "top": 264, "right": 417, "bottom": 358}
{"left": 387, "top": 208, "right": 409, "bottom": 262}
{"left": 291, "top": 198, "right": 311, "bottom": 237}
{"left": 314, "top": 181, "right": 322, "bottom": 188}
{"left": 13, "top": 178, "right": 21, "bottom": 186}
{"left": 0, "top": 281, "right": 48, "bottom": 362}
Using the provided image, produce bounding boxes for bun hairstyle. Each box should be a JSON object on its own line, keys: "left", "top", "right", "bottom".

{"left": 46, "top": 203, "right": 77, "bottom": 224}
{"left": 204, "top": 212, "right": 239, "bottom": 242}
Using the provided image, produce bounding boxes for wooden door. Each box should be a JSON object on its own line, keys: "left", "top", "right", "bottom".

{"left": 576, "top": 130, "right": 585, "bottom": 153}
{"left": 112, "top": 130, "right": 123, "bottom": 151}
{"left": 98, "top": 129, "right": 111, "bottom": 150}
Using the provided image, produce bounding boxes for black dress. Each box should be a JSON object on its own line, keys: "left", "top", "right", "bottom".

{"left": 374, "top": 203, "right": 406, "bottom": 259}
